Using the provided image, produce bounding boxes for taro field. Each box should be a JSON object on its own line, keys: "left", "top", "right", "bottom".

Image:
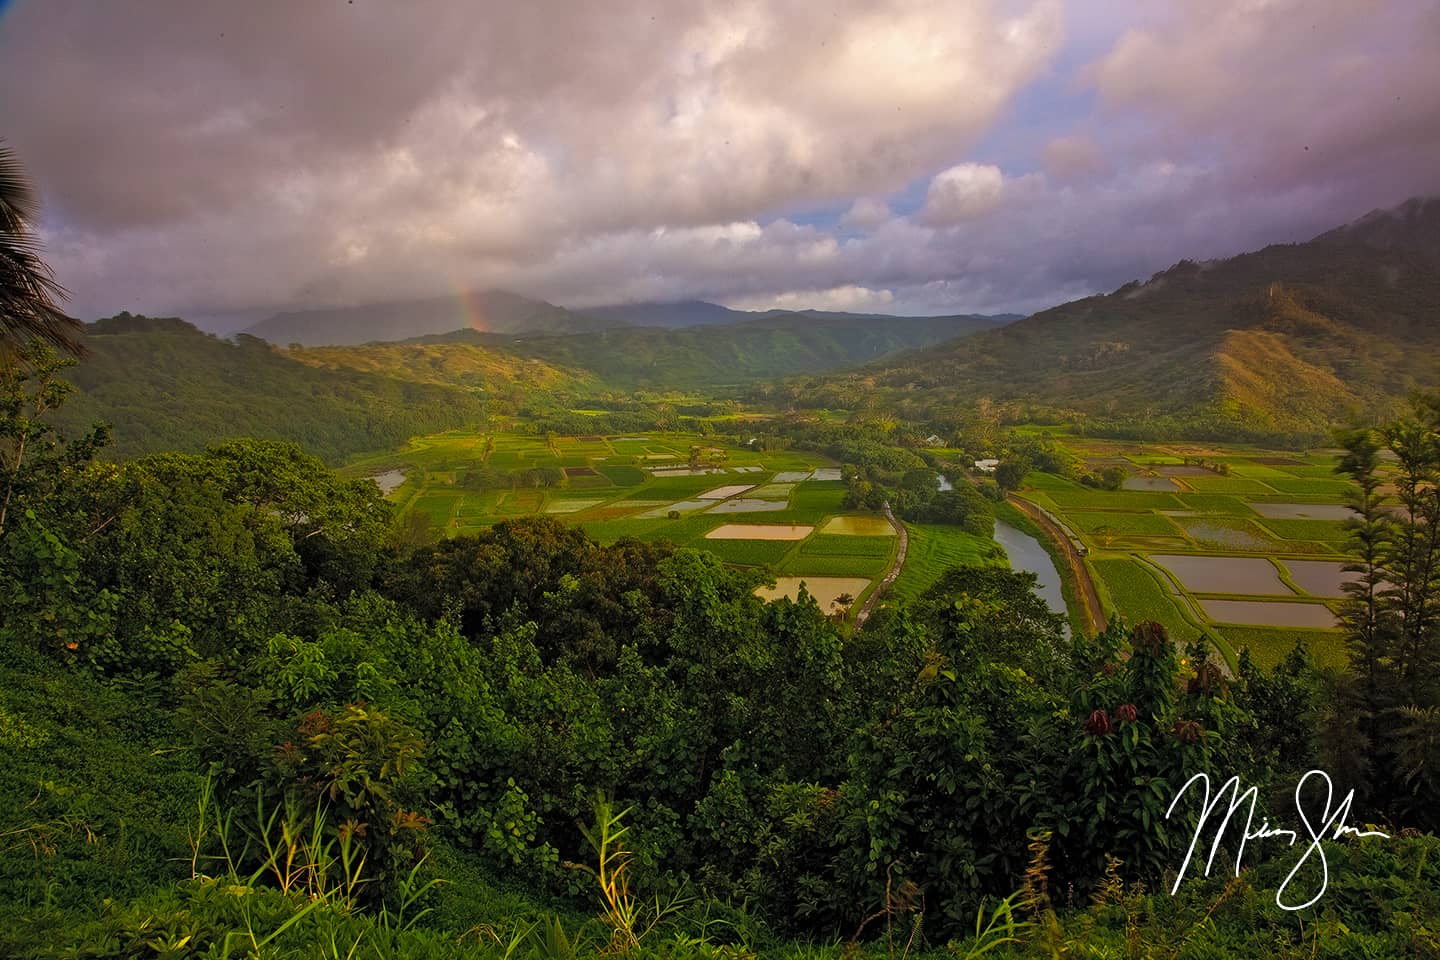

{"left": 343, "top": 430, "right": 897, "bottom": 618}
{"left": 1015, "top": 437, "right": 1360, "bottom": 670}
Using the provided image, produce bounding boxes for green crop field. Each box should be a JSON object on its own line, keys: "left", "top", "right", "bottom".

{"left": 1018, "top": 437, "right": 1358, "bottom": 657}
{"left": 887, "top": 524, "right": 1004, "bottom": 606}
{"left": 1219, "top": 626, "right": 1349, "bottom": 671}
{"left": 1091, "top": 557, "right": 1204, "bottom": 644}
{"left": 344, "top": 430, "right": 920, "bottom": 614}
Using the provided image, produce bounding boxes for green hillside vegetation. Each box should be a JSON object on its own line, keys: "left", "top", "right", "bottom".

{"left": 50, "top": 315, "right": 494, "bottom": 463}
{"left": 410, "top": 311, "right": 1003, "bottom": 389}
{"left": 287, "top": 340, "right": 596, "bottom": 397}
{"left": 790, "top": 198, "right": 1440, "bottom": 441}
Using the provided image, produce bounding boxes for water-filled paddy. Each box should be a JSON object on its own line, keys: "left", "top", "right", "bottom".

{"left": 1174, "top": 519, "right": 1273, "bottom": 551}
{"left": 708, "top": 499, "right": 785, "bottom": 514}
{"left": 810, "top": 468, "right": 843, "bottom": 481}
{"left": 1249, "top": 503, "right": 1354, "bottom": 521}
{"left": 755, "top": 576, "right": 871, "bottom": 609}
{"left": 699, "top": 484, "right": 756, "bottom": 499}
{"left": 748, "top": 483, "right": 796, "bottom": 499}
{"left": 820, "top": 516, "right": 895, "bottom": 536}
{"left": 1200, "top": 599, "right": 1338, "bottom": 628}
{"left": 1282, "top": 560, "right": 1352, "bottom": 597}
{"left": 1124, "top": 477, "right": 1181, "bottom": 491}
{"left": 543, "top": 499, "right": 603, "bottom": 514}
{"left": 1151, "top": 555, "right": 1290, "bottom": 594}
{"left": 771, "top": 471, "right": 813, "bottom": 483}
{"left": 706, "top": 523, "right": 814, "bottom": 541}
{"left": 369, "top": 469, "right": 407, "bottom": 495}
{"left": 637, "top": 500, "right": 711, "bottom": 518}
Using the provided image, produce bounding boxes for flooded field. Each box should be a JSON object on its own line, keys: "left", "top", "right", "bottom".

{"left": 708, "top": 499, "right": 785, "bottom": 514}
{"left": 705, "top": 523, "right": 814, "bottom": 540}
{"left": 637, "top": 499, "right": 711, "bottom": 518}
{"left": 820, "top": 516, "right": 895, "bottom": 536}
{"left": 1151, "top": 555, "right": 1289, "bottom": 594}
{"left": 1250, "top": 503, "right": 1354, "bottom": 521}
{"left": 1200, "top": 599, "right": 1339, "bottom": 628}
{"left": 699, "top": 484, "right": 756, "bottom": 499}
{"left": 543, "top": 499, "right": 603, "bottom": 514}
{"left": 755, "top": 576, "right": 871, "bottom": 609}
{"left": 1174, "top": 520, "right": 1272, "bottom": 551}
{"left": 369, "top": 468, "right": 407, "bottom": 495}
{"left": 1124, "top": 477, "right": 1180, "bottom": 491}
{"left": 771, "top": 471, "right": 813, "bottom": 483}
{"left": 1283, "top": 560, "right": 1353, "bottom": 597}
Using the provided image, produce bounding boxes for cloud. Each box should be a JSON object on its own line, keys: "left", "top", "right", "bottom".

{"left": 0, "top": 0, "right": 1062, "bottom": 317}
{"left": 918, "top": 164, "right": 1008, "bottom": 225}
{"left": 722, "top": 285, "right": 895, "bottom": 313}
{"left": 0, "top": 0, "right": 1435, "bottom": 325}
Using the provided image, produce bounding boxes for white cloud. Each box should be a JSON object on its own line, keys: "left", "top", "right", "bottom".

{"left": 918, "top": 164, "right": 1008, "bottom": 225}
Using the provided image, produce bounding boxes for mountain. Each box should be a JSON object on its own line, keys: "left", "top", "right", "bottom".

{"left": 245, "top": 289, "right": 614, "bottom": 346}
{"left": 577, "top": 299, "right": 749, "bottom": 328}
{"left": 53, "top": 314, "right": 494, "bottom": 462}
{"left": 392, "top": 310, "right": 1010, "bottom": 389}
{"left": 809, "top": 197, "right": 1440, "bottom": 439}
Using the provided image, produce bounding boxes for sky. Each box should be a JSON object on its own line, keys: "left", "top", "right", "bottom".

{"left": 1, "top": 0, "right": 1438, "bottom": 327}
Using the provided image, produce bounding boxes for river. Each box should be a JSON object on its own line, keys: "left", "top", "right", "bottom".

{"left": 993, "top": 518, "right": 1070, "bottom": 631}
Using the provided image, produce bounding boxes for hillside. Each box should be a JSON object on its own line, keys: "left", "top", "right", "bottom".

{"left": 805, "top": 197, "right": 1440, "bottom": 436}
{"left": 404, "top": 310, "right": 1008, "bottom": 388}
{"left": 577, "top": 299, "right": 749, "bottom": 328}
{"left": 246, "top": 288, "right": 614, "bottom": 345}
{"left": 53, "top": 314, "right": 492, "bottom": 462}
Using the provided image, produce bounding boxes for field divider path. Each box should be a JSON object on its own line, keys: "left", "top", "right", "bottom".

{"left": 1009, "top": 495, "right": 1107, "bottom": 635}
{"left": 855, "top": 501, "right": 908, "bottom": 627}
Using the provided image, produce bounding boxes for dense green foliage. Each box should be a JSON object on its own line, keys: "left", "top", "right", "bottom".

{"left": 51, "top": 315, "right": 493, "bottom": 462}
{"left": 409, "top": 312, "right": 1001, "bottom": 390}
{"left": 5, "top": 351, "right": 1440, "bottom": 956}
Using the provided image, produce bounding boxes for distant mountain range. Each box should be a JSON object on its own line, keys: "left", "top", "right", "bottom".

{"left": 245, "top": 288, "right": 1019, "bottom": 347}
{"left": 805, "top": 196, "right": 1440, "bottom": 438}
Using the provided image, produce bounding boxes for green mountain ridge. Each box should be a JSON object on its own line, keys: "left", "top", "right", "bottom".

{"left": 800, "top": 196, "right": 1440, "bottom": 436}
{"left": 53, "top": 314, "right": 493, "bottom": 462}
{"left": 398, "top": 310, "right": 1007, "bottom": 388}
{"left": 246, "top": 288, "right": 616, "bottom": 345}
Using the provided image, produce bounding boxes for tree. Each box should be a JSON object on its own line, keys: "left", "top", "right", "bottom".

{"left": 1, "top": 143, "right": 83, "bottom": 361}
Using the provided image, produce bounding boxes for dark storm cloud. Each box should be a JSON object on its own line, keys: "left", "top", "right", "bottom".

{"left": 0, "top": 0, "right": 1434, "bottom": 320}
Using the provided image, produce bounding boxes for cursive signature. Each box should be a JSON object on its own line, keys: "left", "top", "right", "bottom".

{"left": 1164, "top": 769, "right": 1390, "bottom": 910}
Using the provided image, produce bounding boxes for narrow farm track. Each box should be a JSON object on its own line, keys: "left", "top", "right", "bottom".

{"left": 1009, "top": 495, "right": 1107, "bottom": 635}
{"left": 855, "top": 501, "right": 908, "bottom": 627}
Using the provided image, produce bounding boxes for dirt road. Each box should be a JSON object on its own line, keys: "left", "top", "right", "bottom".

{"left": 855, "top": 501, "right": 908, "bottom": 627}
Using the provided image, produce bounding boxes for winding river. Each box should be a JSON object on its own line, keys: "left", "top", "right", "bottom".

{"left": 993, "top": 518, "right": 1071, "bottom": 630}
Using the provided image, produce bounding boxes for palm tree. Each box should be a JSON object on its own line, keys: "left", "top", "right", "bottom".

{"left": 1, "top": 141, "right": 83, "bottom": 362}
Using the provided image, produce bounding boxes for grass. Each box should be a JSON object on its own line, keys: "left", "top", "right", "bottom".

{"left": 1219, "top": 626, "right": 1349, "bottom": 671}
{"left": 699, "top": 538, "right": 796, "bottom": 567}
{"left": 887, "top": 524, "right": 1003, "bottom": 606}
{"left": 799, "top": 535, "right": 896, "bottom": 558}
{"left": 1067, "top": 511, "right": 1181, "bottom": 537}
{"left": 1091, "top": 557, "right": 1204, "bottom": 643}
{"left": 781, "top": 554, "right": 890, "bottom": 576}
{"left": 1259, "top": 518, "right": 1350, "bottom": 542}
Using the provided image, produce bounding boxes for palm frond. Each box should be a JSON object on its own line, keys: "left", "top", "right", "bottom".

{"left": 0, "top": 141, "right": 84, "bottom": 361}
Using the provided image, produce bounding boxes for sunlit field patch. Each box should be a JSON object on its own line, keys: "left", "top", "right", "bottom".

{"left": 706, "top": 524, "right": 814, "bottom": 540}
{"left": 754, "top": 576, "right": 871, "bottom": 610}
{"left": 819, "top": 515, "right": 895, "bottom": 536}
